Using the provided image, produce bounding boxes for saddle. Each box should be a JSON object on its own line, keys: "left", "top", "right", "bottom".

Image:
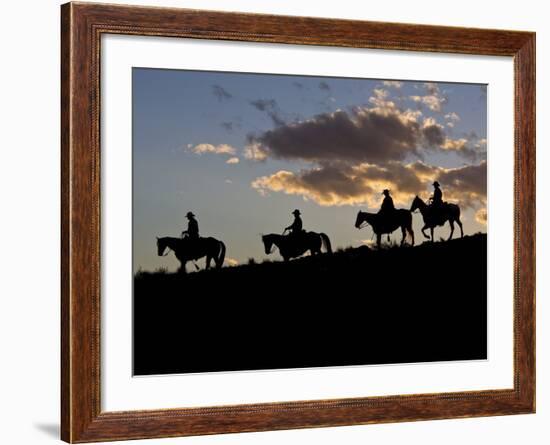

{"left": 284, "top": 231, "right": 307, "bottom": 251}
{"left": 428, "top": 202, "right": 448, "bottom": 224}
{"left": 377, "top": 209, "right": 398, "bottom": 230}
{"left": 181, "top": 236, "right": 202, "bottom": 253}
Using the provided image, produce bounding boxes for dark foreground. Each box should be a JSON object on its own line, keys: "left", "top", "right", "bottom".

{"left": 134, "top": 234, "right": 487, "bottom": 375}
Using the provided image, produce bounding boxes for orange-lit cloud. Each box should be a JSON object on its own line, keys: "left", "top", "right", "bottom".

{"left": 252, "top": 161, "right": 486, "bottom": 211}
{"left": 409, "top": 82, "right": 447, "bottom": 112}
{"left": 243, "top": 84, "right": 486, "bottom": 222}
{"left": 475, "top": 208, "right": 487, "bottom": 225}
{"left": 225, "top": 257, "right": 239, "bottom": 266}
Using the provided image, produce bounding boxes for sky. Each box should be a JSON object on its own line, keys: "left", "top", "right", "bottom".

{"left": 133, "top": 68, "right": 487, "bottom": 272}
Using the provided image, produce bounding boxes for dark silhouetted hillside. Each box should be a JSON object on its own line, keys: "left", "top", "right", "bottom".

{"left": 134, "top": 233, "right": 487, "bottom": 375}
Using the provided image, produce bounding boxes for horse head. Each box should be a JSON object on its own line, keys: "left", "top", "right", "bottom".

{"left": 355, "top": 211, "right": 366, "bottom": 229}
{"left": 261, "top": 234, "right": 274, "bottom": 255}
{"left": 410, "top": 196, "right": 424, "bottom": 212}
{"left": 156, "top": 237, "right": 167, "bottom": 256}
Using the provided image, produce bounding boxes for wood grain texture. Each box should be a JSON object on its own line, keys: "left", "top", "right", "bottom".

{"left": 60, "top": 2, "right": 535, "bottom": 442}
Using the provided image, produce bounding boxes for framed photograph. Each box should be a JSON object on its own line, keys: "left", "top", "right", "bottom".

{"left": 61, "top": 2, "right": 535, "bottom": 442}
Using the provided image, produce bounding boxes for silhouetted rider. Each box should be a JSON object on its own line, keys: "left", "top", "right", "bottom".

{"left": 181, "top": 211, "right": 199, "bottom": 240}
{"left": 285, "top": 209, "right": 303, "bottom": 236}
{"left": 430, "top": 181, "right": 443, "bottom": 209}
{"left": 379, "top": 189, "right": 395, "bottom": 216}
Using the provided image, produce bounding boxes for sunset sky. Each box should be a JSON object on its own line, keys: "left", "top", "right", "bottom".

{"left": 133, "top": 68, "right": 487, "bottom": 272}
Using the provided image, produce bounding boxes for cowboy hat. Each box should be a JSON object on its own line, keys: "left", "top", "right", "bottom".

{"left": 186, "top": 211, "right": 195, "bottom": 218}
{"left": 433, "top": 181, "right": 440, "bottom": 187}
{"left": 292, "top": 209, "right": 301, "bottom": 215}
{"left": 382, "top": 189, "right": 390, "bottom": 195}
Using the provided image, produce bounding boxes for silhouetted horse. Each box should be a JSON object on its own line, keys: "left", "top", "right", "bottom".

{"left": 156, "top": 236, "right": 226, "bottom": 273}
{"left": 262, "top": 232, "right": 332, "bottom": 261}
{"left": 410, "top": 196, "right": 463, "bottom": 241}
{"left": 355, "top": 210, "right": 414, "bottom": 248}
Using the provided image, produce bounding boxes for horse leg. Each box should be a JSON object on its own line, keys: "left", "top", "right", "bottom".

{"left": 457, "top": 219, "right": 464, "bottom": 238}
{"left": 408, "top": 226, "right": 415, "bottom": 246}
{"left": 400, "top": 226, "right": 406, "bottom": 246}
{"left": 205, "top": 255, "right": 212, "bottom": 270}
{"left": 377, "top": 234, "right": 382, "bottom": 249}
{"left": 430, "top": 227, "right": 434, "bottom": 242}
{"left": 422, "top": 225, "right": 430, "bottom": 240}
{"left": 448, "top": 220, "right": 455, "bottom": 241}
{"left": 178, "top": 261, "right": 187, "bottom": 274}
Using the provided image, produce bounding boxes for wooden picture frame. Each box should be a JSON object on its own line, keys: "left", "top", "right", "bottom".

{"left": 61, "top": 2, "right": 535, "bottom": 442}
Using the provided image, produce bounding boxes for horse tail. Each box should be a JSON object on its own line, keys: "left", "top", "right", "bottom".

{"left": 447, "top": 203, "right": 461, "bottom": 221}
{"left": 320, "top": 233, "right": 332, "bottom": 254}
{"left": 216, "top": 241, "right": 226, "bottom": 268}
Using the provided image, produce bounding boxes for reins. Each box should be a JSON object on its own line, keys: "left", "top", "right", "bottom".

{"left": 357, "top": 220, "right": 374, "bottom": 240}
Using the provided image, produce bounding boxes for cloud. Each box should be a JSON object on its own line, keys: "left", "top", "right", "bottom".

{"left": 360, "top": 238, "right": 378, "bottom": 248}
{"left": 409, "top": 82, "right": 447, "bottom": 112}
{"left": 422, "top": 117, "right": 445, "bottom": 147}
{"left": 383, "top": 80, "right": 403, "bottom": 88}
{"left": 250, "top": 98, "right": 277, "bottom": 112}
{"left": 189, "top": 143, "right": 236, "bottom": 156}
{"left": 220, "top": 121, "right": 234, "bottom": 132}
{"left": 436, "top": 161, "right": 487, "bottom": 208}
{"left": 444, "top": 112, "right": 460, "bottom": 128}
{"left": 252, "top": 161, "right": 486, "bottom": 210}
{"left": 249, "top": 99, "right": 285, "bottom": 126}
{"left": 439, "top": 133, "right": 486, "bottom": 161}
{"left": 243, "top": 142, "right": 268, "bottom": 161}
{"left": 247, "top": 104, "right": 424, "bottom": 165}
{"left": 220, "top": 118, "right": 242, "bottom": 133}
{"left": 319, "top": 81, "right": 331, "bottom": 91}
{"left": 246, "top": 91, "right": 483, "bottom": 165}
{"left": 373, "top": 88, "right": 389, "bottom": 99}
{"left": 211, "top": 85, "right": 232, "bottom": 101}
{"left": 420, "top": 117, "right": 482, "bottom": 162}
{"left": 410, "top": 95, "right": 444, "bottom": 112}
{"left": 475, "top": 208, "right": 487, "bottom": 225}
{"left": 445, "top": 112, "right": 460, "bottom": 122}
{"left": 226, "top": 157, "right": 240, "bottom": 164}
{"left": 225, "top": 257, "right": 239, "bottom": 266}
{"left": 441, "top": 138, "right": 467, "bottom": 151}
{"left": 475, "top": 138, "right": 487, "bottom": 150}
